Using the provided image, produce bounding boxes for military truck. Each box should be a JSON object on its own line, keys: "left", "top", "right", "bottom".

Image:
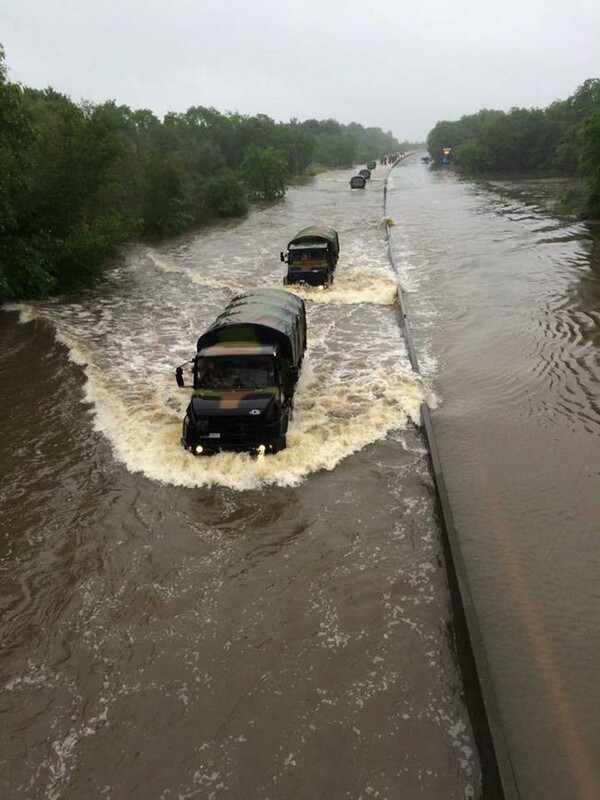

{"left": 350, "top": 175, "right": 366, "bottom": 189}
{"left": 280, "top": 226, "right": 340, "bottom": 287}
{"left": 175, "top": 289, "right": 306, "bottom": 455}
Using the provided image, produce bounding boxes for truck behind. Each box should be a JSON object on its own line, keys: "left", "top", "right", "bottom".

{"left": 280, "top": 226, "right": 340, "bottom": 287}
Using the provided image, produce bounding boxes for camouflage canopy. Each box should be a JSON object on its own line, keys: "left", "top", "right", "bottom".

{"left": 287, "top": 226, "right": 340, "bottom": 258}
{"left": 196, "top": 289, "right": 306, "bottom": 365}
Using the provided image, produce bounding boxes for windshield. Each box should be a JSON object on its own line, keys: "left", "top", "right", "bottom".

{"left": 195, "top": 356, "right": 276, "bottom": 390}
{"left": 289, "top": 248, "right": 327, "bottom": 264}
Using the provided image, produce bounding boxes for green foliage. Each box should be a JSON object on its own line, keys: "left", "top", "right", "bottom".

{"left": 313, "top": 133, "right": 357, "bottom": 167}
{"left": 203, "top": 173, "right": 248, "bottom": 217}
{"left": 0, "top": 58, "right": 33, "bottom": 236}
{"left": 0, "top": 237, "right": 57, "bottom": 299}
{"left": 302, "top": 119, "right": 403, "bottom": 166}
{"left": 454, "top": 139, "right": 495, "bottom": 173}
{"left": 142, "top": 153, "right": 194, "bottom": 236}
{"left": 578, "top": 110, "right": 600, "bottom": 218}
{"left": 241, "top": 147, "right": 288, "bottom": 199}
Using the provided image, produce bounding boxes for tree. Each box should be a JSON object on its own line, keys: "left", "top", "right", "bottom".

{"left": 241, "top": 147, "right": 288, "bottom": 199}
{"left": 0, "top": 48, "right": 32, "bottom": 234}
{"left": 203, "top": 173, "right": 248, "bottom": 217}
{"left": 142, "top": 152, "right": 194, "bottom": 236}
{"left": 0, "top": 50, "right": 56, "bottom": 298}
{"left": 579, "top": 110, "right": 600, "bottom": 218}
{"left": 454, "top": 139, "right": 495, "bottom": 173}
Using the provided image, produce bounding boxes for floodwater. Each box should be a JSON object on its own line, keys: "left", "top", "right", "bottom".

{"left": 386, "top": 162, "right": 600, "bottom": 800}
{"left": 4, "top": 155, "right": 598, "bottom": 800}
{"left": 0, "top": 165, "right": 479, "bottom": 799}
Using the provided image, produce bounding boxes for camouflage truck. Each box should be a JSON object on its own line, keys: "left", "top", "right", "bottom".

{"left": 175, "top": 289, "right": 307, "bottom": 455}
{"left": 280, "top": 226, "right": 340, "bottom": 287}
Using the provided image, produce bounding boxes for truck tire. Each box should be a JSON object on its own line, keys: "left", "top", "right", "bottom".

{"left": 273, "top": 434, "right": 287, "bottom": 453}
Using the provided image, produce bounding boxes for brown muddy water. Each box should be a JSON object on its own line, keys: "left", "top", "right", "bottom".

{"left": 1, "top": 165, "right": 479, "bottom": 799}
{"left": 387, "top": 159, "right": 600, "bottom": 800}
{"left": 3, "top": 155, "right": 598, "bottom": 800}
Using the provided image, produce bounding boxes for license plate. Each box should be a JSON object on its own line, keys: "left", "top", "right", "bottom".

{"left": 208, "top": 432, "right": 221, "bottom": 439}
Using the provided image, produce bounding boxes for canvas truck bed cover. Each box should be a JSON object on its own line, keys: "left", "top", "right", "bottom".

{"left": 287, "top": 226, "right": 340, "bottom": 257}
{"left": 196, "top": 289, "right": 306, "bottom": 366}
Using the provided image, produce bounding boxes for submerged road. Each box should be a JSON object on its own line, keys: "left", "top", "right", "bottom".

{"left": 1, "top": 163, "right": 479, "bottom": 799}
{"left": 2, "top": 154, "right": 597, "bottom": 800}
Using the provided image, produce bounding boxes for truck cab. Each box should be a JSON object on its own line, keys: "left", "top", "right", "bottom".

{"left": 182, "top": 343, "right": 292, "bottom": 454}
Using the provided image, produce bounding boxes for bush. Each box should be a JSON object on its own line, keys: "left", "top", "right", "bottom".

{"left": 203, "top": 173, "right": 248, "bottom": 217}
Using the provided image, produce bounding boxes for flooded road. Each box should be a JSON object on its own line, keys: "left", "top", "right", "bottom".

{"left": 5, "top": 153, "right": 597, "bottom": 800}
{"left": 387, "top": 161, "right": 600, "bottom": 800}
{"left": 1, "top": 166, "right": 478, "bottom": 798}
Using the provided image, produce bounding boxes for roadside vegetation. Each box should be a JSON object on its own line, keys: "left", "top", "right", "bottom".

{"left": 426, "top": 79, "right": 600, "bottom": 220}
{"left": 0, "top": 46, "right": 409, "bottom": 300}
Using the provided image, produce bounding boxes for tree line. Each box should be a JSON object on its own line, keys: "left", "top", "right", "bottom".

{"left": 0, "top": 46, "right": 404, "bottom": 300}
{"left": 426, "top": 79, "right": 600, "bottom": 219}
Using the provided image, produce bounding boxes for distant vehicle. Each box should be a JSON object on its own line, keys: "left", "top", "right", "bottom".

{"left": 175, "top": 289, "right": 307, "bottom": 455}
{"left": 280, "top": 226, "right": 340, "bottom": 287}
{"left": 421, "top": 156, "right": 430, "bottom": 163}
{"left": 366, "top": 160, "right": 377, "bottom": 170}
{"left": 358, "top": 168, "right": 371, "bottom": 179}
{"left": 350, "top": 175, "right": 366, "bottom": 189}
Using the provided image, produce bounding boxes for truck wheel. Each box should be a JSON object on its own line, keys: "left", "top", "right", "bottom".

{"left": 273, "top": 434, "right": 287, "bottom": 453}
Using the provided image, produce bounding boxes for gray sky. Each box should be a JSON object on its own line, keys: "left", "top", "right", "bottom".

{"left": 1, "top": 0, "right": 598, "bottom": 141}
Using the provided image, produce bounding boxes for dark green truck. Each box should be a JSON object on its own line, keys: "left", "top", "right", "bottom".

{"left": 175, "top": 289, "right": 307, "bottom": 455}
{"left": 280, "top": 226, "right": 340, "bottom": 287}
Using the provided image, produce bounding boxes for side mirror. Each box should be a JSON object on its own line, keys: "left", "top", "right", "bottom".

{"left": 175, "top": 367, "right": 185, "bottom": 388}
{"left": 280, "top": 251, "right": 285, "bottom": 262}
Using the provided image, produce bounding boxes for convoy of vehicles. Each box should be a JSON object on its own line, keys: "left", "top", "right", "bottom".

{"left": 175, "top": 289, "right": 306, "bottom": 455}
{"left": 175, "top": 156, "right": 397, "bottom": 455}
{"left": 280, "top": 226, "right": 340, "bottom": 287}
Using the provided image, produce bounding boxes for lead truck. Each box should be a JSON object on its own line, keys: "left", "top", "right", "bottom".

{"left": 175, "top": 289, "right": 307, "bottom": 455}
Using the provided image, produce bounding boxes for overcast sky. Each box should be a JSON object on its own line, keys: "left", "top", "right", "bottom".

{"left": 1, "top": 0, "right": 598, "bottom": 141}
